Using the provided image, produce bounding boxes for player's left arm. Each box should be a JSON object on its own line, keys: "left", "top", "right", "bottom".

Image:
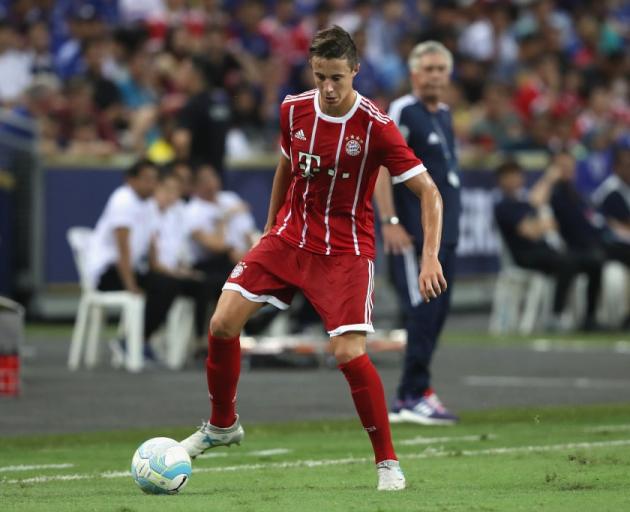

{"left": 403, "top": 172, "right": 447, "bottom": 302}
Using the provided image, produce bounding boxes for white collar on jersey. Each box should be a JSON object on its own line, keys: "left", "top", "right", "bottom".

{"left": 314, "top": 89, "right": 363, "bottom": 123}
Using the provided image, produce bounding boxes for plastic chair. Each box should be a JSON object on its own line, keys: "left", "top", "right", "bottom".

{"left": 66, "top": 227, "right": 145, "bottom": 372}
{"left": 489, "top": 240, "right": 553, "bottom": 335}
{"left": 162, "top": 296, "right": 195, "bottom": 370}
{"left": 599, "top": 262, "right": 629, "bottom": 328}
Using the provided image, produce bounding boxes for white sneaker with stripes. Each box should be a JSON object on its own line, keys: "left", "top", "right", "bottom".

{"left": 377, "top": 459, "right": 406, "bottom": 491}
{"left": 180, "top": 415, "right": 244, "bottom": 458}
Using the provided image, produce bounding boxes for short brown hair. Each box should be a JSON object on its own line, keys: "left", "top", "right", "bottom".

{"left": 495, "top": 160, "right": 522, "bottom": 178}
{"left": 309, "top": 25, "right": 358, "bottom": 69}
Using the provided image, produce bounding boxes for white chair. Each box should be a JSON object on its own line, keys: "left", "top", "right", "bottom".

{"left": 162, "top": 297, "right": 195, "bottom": 370}
{"left": 599, "top": 261, "right": 629, "bottom": 328}
{"left": 67, "top": 227, "right": 145, "bottom": 372}
{"left": 489, "top": 241, "right": 553, "bottom": 335}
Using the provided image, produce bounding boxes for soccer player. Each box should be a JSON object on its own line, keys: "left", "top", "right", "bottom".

{"left": 181, "top": 26, "right": 446, "bottom": 491}
{"left": 373, "top": 41, "right": 460, "bottom": 425}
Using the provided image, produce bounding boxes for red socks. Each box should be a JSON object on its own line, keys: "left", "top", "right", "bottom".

{"left": 207, "top": 334, "right": 241, "bottom": 428}
{"left": 339, "top": 353, "right": 397, "bottom": 463}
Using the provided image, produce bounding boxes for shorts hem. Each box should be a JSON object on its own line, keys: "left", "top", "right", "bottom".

{"left": 328, "top": 323, "right": 375, "bottom": 337}
{"left": 222, "top": 283, "right": 290, "bottom": 310}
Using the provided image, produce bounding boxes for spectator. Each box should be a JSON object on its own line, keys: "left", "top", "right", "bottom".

{"left": 148, "top": 171, "right": 213, "bottom": 346}
{"left": 470, "top": 82, "right": 524, "bottom": 152}
{"left": 26, "top": 20, "right": 55, "bottom": 80}
{"left": 226, "top": 85, "right": 265, "bottom": 159}
{"left": 55, "top": 78, "right": 118, "bottom": 156}
{"left": 548, "top": 152, "right": 605, "bottom": 330}
{"left": 83, "top": 36, "right": 122, "bottom": 116}
{"left": 53, "top": 3, "right": 106, "bottom": 80}
{"left": 0, "top": 21, "right": 32, "bottom": 105}
{"left": 115, "top": 45, "right": 159, "bottom": 151}
{"left": 86, "top": 159, "right": 179, "bottom": 360}
{"left": 493, "top": 160, "right": 597, "bottom": 330}
{"left": 592, "top": 137, "right": 630, "bottom": 265}
{"left": 172, "top": 56, "right": 230, "bottom": 174}
{"left": 185, "top": 164, "right": 256, "bottom": 280}
{"left": 170, "top": 159, "right": 194, "bottom": 201}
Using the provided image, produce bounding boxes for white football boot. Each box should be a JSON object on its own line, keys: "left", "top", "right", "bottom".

{"left": 376, "top": 459, "right": 406, "bottom": 491}
{"left": 180, "top": 415, "right": 244, "bottom": 458}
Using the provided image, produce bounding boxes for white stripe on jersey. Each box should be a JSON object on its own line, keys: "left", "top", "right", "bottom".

{"left": 387, "top": 94, "right": 416, "bottom": 125}
{"left": 283, "top": 91, "right": 317, "bottom": 103}
{"left": 285, "top": 89, "right": 316, "bottom": 100}
{"left": 358, "top": 104, "right": 389, "bottom": 125}
{"left": 289, "top": 104, "right": 295, "bottom": 135}
{"left": 288, "top": 104, "right": 295, "bottom": 159}
{"left": 324, "top": 121, "right": 347, "bottom": 255}
{"left": 391, "top": 164, "right": 426, "bottom": 185}
{"left": 364, "top": 259, "right": 375, "bottom": 324}
{"left": 359, "top": 99, "right": 391, "bottom": 124}
{"left": 403, "top": 246, "right": 423, "bottom": 306}
{"left": 276, "top": 179, "right": 297, "bottom": 235}
{"left": 360, "top": 98, "right": 391, "bottom": 123}
{"left": 299, "top": 115, "right": 320, "bottom": 248}
{"left": 351, "top": 121, "right": 373, "bottom": 255}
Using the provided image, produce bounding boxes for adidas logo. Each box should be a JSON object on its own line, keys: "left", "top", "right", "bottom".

{"left": 294, "top": 129, "right": 306, "bottom": 141}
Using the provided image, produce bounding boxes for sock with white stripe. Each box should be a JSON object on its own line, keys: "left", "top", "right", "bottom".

{"left": 339, "top": 353, "right": 397, "bottom": 464}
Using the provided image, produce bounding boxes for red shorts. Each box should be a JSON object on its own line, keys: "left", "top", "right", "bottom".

{"left": 223, "top": 235, "right": 375, "bottom": 336}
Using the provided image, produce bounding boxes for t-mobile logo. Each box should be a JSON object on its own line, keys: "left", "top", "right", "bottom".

{"left": 298, "top": 152, "right": 321, "bottom": 178}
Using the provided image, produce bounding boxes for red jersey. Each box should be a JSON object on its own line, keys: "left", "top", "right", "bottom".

{"left": 274, "top": 89, "right": 426, "bottom": 259}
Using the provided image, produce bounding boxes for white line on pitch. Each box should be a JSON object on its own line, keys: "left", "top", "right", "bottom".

{"left": 0, "top": 463, "right": 74, "bottom": 473}
{"left": 530, "top": 339, "right": 630, "bottom": 354}
{"left": 463, "top": 375, "right": 630, "bottom": 389}
{"left": 5, "top": 439, "right": 630, "bottom": 485}
{"left": 400, "top": 435, "right": 496, "bottom": 446}
{"left": 197, "top": 452, "right": 228, "bottom": 459}
{"left": 248, "top": 448, "right": 291, "bottom": 456}
{"left": 585, "top": 425, "right": 630, "bottom": 433}
{"left": 197, "top": 448, "right": 291, "bottom": 459}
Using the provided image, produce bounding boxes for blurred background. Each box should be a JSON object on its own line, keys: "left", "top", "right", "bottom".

{"left": 0, "top": 0, "right": 629, "bottom": 405}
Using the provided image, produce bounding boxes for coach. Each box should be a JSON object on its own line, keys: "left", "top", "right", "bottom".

{"left": 374, "top": 41, "right": 460, "bottom": 425}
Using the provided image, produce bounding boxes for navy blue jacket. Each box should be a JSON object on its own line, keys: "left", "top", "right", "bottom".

{"left": 388, "top": 94, "right": 461, "bottom": 248}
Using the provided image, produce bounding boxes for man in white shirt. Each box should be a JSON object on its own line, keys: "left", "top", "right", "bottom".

{"left": 185, "top": 164, "right": 257, "bottom": 283}
{"left": 182, "top": 165, "right": 258, "bottom": 351}
{"left": 148, "top": 171, "right": 213, "bottom": 343}
{"left": 87, "top": 159, "right": 180, "bottom": 360}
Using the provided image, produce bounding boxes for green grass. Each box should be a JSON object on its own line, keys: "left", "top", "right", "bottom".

{"left": 2, "top": 404, "right": 630, "bottom": 511}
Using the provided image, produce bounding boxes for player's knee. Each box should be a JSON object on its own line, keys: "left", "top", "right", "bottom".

{"left": 209, "top": 313, "right": 239, "bottom": 338}
{"left": 332, "top": 343, "right": 366, "bottom": 365}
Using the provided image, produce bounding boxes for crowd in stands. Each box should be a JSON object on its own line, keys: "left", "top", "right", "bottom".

{"left": 0, "top": 0, "right": 627, "bottom": 181}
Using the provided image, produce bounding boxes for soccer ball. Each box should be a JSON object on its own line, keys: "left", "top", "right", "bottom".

{"left": 130, "top": 437, "right": 192, "bottom": 494}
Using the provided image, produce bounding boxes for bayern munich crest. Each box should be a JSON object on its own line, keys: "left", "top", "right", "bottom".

{"left": 230, "top": 262, "right": 247, "bottom": 279}
{"left": 345, "top": 135, "right": 363, "bottom": 156}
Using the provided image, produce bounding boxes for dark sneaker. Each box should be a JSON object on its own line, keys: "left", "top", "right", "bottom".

{"left": 399, "top": 390, "right": 459, "bottom": 426}
{"left": 388, "top": 398, "right": 406, "bottom": 424}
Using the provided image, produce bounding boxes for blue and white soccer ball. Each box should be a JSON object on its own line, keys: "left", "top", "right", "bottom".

{"left": 131, "top": 437, "right": 192, "bottom": 494}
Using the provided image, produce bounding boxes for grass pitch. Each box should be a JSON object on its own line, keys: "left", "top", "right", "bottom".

{"left": 2, "top": 404, "right": 630, "bottom": 511}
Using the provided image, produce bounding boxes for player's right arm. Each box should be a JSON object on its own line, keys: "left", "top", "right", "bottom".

{"left": 263, "top": 98, "right": 293, "bottom": 235}
{"left": 263, "top": 155, "right": 292, "bottom": 235}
